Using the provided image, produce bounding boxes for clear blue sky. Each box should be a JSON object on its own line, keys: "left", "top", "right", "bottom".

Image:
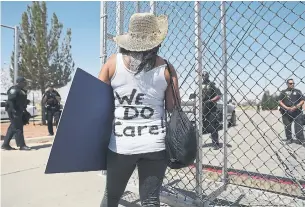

{"left": 1, "top": 1, "right": 305, "bottom": 103}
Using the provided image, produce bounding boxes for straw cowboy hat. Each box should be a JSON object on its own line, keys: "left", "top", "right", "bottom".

{"left": 114, "top": 13, "right": 168, "bottom": 52}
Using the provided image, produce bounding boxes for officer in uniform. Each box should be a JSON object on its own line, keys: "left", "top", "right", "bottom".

{"left": 1, "top": 77, "right": 31, "bottom": 150}
{"left": 278, "top": 79, "right": 304, "bottom": 145}
{"left": 201, "top": 72, "right": 222, "bottom": 150}
{"left": 42, "top": 84, "right": 61, "bottom": 136}
{"left": 257, "top": 104, "right": 261, "bottom": 113}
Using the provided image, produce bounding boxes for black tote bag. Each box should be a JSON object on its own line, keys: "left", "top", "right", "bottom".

{"left": 164, "top": 60, "right": 198, "bottom": 169}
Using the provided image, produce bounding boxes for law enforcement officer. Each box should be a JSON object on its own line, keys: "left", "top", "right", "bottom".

{"left": 202, "top": 72, "right": 222, "bottom": 150}
{"left": 42, "top": 84, "right": 61, "bottom": 136}
{"left": 1, "top": 77, "right": 31, "bottom": 150}
{"left": 257, "top": 104, "right": 261, "bottom": 113}
{"left": 278, "top": 79, "right": 304, "bottom": 145}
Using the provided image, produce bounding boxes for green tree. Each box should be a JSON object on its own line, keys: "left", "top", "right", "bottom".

{"left": 268, "top": 95, "right": 279, "bottom": 110}
{"left": 10, "top": 1, "right": 75, "bottom": 123}
{"left": 261, "top": 92, "right": 269, "bottom": 110}
{"left": 261, "top": 92, "right": 278, "bottom": 110}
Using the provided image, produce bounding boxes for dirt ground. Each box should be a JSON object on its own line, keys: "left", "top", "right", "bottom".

{"left": 1, "top": 121, "right": 56, "bottom": 140}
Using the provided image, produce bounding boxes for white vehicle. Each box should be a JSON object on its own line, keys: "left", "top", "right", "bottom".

{"left": 1, "top": 100, "right": 39, "bottom": 120}
{"left": 181, "top": 93, "right": 237, "bottom": 133}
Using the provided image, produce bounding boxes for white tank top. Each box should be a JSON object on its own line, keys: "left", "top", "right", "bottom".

{"left": 108, "top": 53, "right": 168, "bottom": 155}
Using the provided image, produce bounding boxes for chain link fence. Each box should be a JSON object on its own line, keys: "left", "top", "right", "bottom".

{"left": 100, "top": 1, "right": 305, "bottom": 206}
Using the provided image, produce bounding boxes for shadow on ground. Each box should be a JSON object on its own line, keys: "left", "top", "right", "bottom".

{"left": 120, "top": 191, "right": 141, "bottom": 207}
{"left": 202, "top": 142, "right": 232, "bottom": 148}
{"left": 164, "top": 179, "right": 248, "bottom": 207}
{"left": 30, "top": 144, "right": 53, "bottom": 150}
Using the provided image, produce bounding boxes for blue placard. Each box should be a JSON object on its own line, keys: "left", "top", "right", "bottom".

{"left": 45, "top": 68, "right": 114, "bottom": 174}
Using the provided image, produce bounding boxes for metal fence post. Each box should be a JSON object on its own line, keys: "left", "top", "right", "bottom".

{"left": 116, "top": 1, "right": 124, "bottom": 53}
{"left": 220, "top": 1, "right": 228, "bottom": 188}
{"left": 150, "top": 1, "right": 156, "bottom": 14}
{"left": 99, "top": 1, "right": 108, "bottom": 176}
{"left": 14, "top": 26, "right": 19, "bottom": 84}
{"left": 194, "top": 1, "right": 203, "bottom": 204}
{"left": 100, "top": 1, "right": 107, "bottom": 66}
{"left": 135, "top": 1, "right": 140, "bottom": 13}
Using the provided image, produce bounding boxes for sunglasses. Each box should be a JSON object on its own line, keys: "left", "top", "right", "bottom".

{"left": 288, "top": 82, "right": 294, "bottom": 85}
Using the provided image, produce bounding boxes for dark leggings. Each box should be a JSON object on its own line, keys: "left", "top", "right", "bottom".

{"left": 101, "top": 149, "right": 167, "bottom": 207}
{"left": 203, "top": 112, "right": 220, "bottom": 145}
{"left": 3, "top": 112, "right": 25, "bottom": 147}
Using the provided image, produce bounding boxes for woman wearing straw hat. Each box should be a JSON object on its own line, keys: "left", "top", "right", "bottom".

{"left": 99, "top": 13, "right": 181, "bottom": 207}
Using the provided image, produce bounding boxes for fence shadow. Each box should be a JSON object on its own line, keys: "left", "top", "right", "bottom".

{"left": 165, "top": 182, "right": 248, "bottom": 207}
{"left": 202, "top": 143, "right": 232, "bottom": 148}
{"left": 119, "top": 191, "right": 141, "bottom": 207}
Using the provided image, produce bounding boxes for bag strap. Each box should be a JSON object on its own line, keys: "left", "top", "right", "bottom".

{"left": 164, "top": 60, "right": 180, "bottom": 108}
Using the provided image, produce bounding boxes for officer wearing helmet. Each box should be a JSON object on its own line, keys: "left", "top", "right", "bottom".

{"left": 1, "top": 77, "right": 31, "bottom": 150}
{"left": 42, "top": 83, "right": 61, "bottom": 136}
{"left": 201, "top": 71, "right": 222, "bottom": 150}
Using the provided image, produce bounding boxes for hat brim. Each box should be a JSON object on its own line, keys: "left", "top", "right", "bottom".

{"left": 114, "top": 15, "right": 168, "bottom": 52}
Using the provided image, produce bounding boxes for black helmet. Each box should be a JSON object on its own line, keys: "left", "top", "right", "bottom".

{"left": 202, "top": 71, "right": 209, "bottom": 79}
{"left": 16, "top": 76, "right": 27, "bottom": 84}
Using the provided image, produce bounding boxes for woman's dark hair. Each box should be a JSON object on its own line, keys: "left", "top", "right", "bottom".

{"left": 120, "top": 45, "right": 161, "bottom": 75}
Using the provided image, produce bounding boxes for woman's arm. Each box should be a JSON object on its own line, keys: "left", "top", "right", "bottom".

{"left": 165, "top": 62, "right": 181, "bottom": 112}
{"left": 98, "top": 54, "right": 116, "bottom": 85}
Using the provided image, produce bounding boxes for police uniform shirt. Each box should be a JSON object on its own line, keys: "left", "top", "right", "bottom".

{"left": 202, "top": 81, "right": 222, "bottom": 100}
{"left": 7, "top": 86, "right": 28, "bottom": 113}
{"left": 278, "top": 88, "right": 304, "bottom": 114}
{"left": 44, "top": 90, "right": 60, "bottom": 106}
{"left": 202, "top": 81, "right": 222, "bottom": 113}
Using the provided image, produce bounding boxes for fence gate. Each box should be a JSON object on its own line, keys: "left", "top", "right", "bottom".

{"left": 100, "top": 1, "right": 305, "bottom": 206}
